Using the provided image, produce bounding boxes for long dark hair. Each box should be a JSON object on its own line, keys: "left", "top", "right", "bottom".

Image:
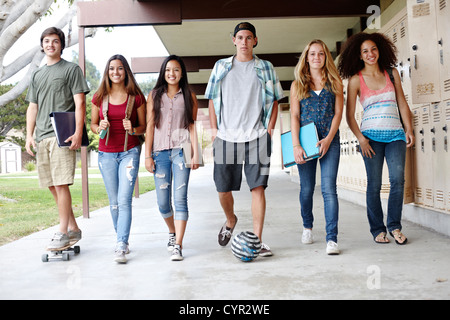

{"left": 338, "top": 32, "right": 398, "bottom": 79}
{"left": 152, "top": 55, "right": 194, "bottom": 129}
{"left": 95, "top": 54, "right": 145, "bottom": 104}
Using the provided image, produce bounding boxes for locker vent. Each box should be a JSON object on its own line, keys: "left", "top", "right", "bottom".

{"left": 448, "top": 192, "right": 450, "bottom": 212}
{"left": 422, "top": 111, "right": 430, "bottom": 125}
{"left": 413, "top": 3, "right": 431, "bottom": 17}
{"left": 381, "top": 184, "right": 390, "bottom": 194}
{"left": 425, "top": 188, "right": 433, "bottom": 205}
{"left": 415, "top": 187, "right": 423, "bottom": 204}
{"left": 413, "top": 113, "right": 419, "bottom": 126}
{"left": 393, "top": 32, "right": 397, "bottom": 43}
{"left": 436, "top": 190, "right": 444, "bottom": 205}
{"left": 439, "top": 0, "right": 446, "bottom": 10}
{"left": 446, "top": 105, "right": 450, "bottom": 120}
{"left": 433, "top": 110, "right": 441, "bottom": 122}
{"left": 400, "top": 26, "right": 406, "bottom": 38}
{"left": 444, "top": 79, "right": 450, "bottom": 92}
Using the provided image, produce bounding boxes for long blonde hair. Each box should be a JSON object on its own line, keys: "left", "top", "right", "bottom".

{"left": 293, "top": 39, "right": 342, "bottom": 101}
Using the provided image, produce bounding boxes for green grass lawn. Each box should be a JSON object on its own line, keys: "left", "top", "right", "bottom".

{"left": 0, "top": 168, "right": 154, "bottom": 246}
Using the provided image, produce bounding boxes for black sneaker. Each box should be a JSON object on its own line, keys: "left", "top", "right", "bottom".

{"left": 218, "top": 215, "right": 238, "bottom": 246}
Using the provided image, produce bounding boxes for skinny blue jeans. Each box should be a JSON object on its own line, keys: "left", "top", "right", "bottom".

{"left": 297, "top": 136, "right": 340, "bottom": 242}
{"left": 152, "top": 148, "right": 191, "bottom": 221}
{"left": 362, "top": 139, "right": 406, "bottom": 238}
{"left": 98, "top": 145, "right": 141, "bottom": 244}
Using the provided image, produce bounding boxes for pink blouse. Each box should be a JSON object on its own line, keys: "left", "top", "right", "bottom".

{"left": 152, "top": 89, "right": 190, "bottom": 152}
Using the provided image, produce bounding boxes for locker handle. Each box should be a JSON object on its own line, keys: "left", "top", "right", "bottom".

{"left": 443, "top": 124, "right": 448, "bottom": 132}
{"left": 430, "top": 127, "right": 435, "bottom": 134}
{"left": 413, "top": 55, "right": 417, "bottom": 70}
{"left": 419, "top": 128, "right": 424, "bottom": 135}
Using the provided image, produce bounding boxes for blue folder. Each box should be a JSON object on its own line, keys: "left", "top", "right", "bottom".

{"left": 281, "top": 122, "right": 320, "bottom": 167}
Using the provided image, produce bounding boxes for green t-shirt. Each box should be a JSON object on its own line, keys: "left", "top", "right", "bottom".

{"left": 26, "top": 59, "right": 90, "bottom": 142}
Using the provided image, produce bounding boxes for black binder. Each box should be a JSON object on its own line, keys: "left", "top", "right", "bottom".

{"left": 49, "top": 112, "right": 89, "bottom": 147}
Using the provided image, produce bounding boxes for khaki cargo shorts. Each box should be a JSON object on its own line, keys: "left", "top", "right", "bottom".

{"left": 37, "top": 137, "right": 76, "bottom": 188}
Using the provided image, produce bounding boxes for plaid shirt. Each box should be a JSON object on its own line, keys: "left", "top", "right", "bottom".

{"left": 205, "top": 55, "right": 284, "bottom": 129}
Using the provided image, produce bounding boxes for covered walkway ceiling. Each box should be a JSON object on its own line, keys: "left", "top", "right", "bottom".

{"left": 77, "top": 0, "right": 380, "bottom": 105}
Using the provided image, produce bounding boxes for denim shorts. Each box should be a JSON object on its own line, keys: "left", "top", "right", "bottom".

{"left": 213, "top": 132, "right": 271, "bottom": 192}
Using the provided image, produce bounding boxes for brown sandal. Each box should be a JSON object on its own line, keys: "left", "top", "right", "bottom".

{"left": 374, "top": 232, "right": 390, "bottom": 244}
{"left": 389, "top": 229, "right": 408, "bottom": 245}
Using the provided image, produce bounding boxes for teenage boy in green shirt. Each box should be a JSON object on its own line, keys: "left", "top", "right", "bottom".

{"left": 26, "top": 27, "right": 90, "bottom": 250}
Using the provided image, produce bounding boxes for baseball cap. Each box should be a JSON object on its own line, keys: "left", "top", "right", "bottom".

{"left": 233, "top": 22, "right": 257, "bottom": 47}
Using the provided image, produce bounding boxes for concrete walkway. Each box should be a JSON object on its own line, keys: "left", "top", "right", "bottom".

{"left": 0, "top": 164, "right": 449, "bottom": 300}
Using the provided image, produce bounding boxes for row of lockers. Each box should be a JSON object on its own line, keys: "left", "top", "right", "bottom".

{"left": 337, "top": 0, "right": 450, "bottom": 214}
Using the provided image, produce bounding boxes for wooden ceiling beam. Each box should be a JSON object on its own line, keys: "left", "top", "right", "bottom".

{"left": 79, "top": 0, "right": 378, "bottom": 27}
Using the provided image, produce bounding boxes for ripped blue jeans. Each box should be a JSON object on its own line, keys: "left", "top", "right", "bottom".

{"left": 98, "top": 145, "right": 141, "bottom": 244}
{"left": 152, "top": 148, "right": 190, "bottom": 221}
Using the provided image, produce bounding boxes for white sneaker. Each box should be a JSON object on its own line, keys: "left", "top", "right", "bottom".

{"left": 302, "top": 229, "right": 313, "bottom": 244}
{"left": 171, "top": 244, "right": 183, "bottom": 261}
{"left": 326, "top": 241, "right": 340, "bottom": 255}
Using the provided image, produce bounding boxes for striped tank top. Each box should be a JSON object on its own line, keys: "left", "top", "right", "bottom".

{"left": 358, "top": 70, "right": 406, "bottom": 143}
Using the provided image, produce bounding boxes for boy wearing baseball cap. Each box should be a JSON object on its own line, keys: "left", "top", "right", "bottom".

{"left": 205, "top": 22, "right": 284, "bottom": 257}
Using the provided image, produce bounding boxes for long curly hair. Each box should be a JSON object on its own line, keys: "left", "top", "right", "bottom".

{"left": 338, "top": 32, "right": 398, "bottom": 79}
{"left": 293, "top": 39, "right": 342, "bottom": 101}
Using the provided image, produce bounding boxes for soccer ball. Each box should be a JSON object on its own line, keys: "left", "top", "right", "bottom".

{"left": 231, "top": 231, "right": 261, "bottom": 262}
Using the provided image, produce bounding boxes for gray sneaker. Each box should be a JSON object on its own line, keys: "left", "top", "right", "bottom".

{"left": 114, "top": 242, "right": 129, "bottom": 263}
{"left": 47, "top": 232, "right": 70, "bottom": 250}
{"left": 68, "top": 229, "right": 82, "bottom": 243}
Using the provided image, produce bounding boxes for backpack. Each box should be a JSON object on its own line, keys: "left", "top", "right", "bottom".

{"left": 102, "top": 95, "right": 143, "bottom": 151}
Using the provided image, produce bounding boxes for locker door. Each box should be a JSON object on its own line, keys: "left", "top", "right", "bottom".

{"left": 443, "top": 100, "right": 450, "bottom": 212}
{"left": 407, "top": 0, "right": 441, "bottom": 103}
{"left": 437, "top": 0, "right": 450, "bottom": 101}
{"left": 397, "top": 17, "right": 413, "bottom": 105}
{"left": 431, "top": 102, "right": 446, "bottom": 210}
{"left": 413, "top": 104, "right": 434, "bottom": 206}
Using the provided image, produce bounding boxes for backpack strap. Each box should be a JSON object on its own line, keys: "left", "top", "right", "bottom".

{"left": 101, "top": 97, "right": 110, "bottom": 146}
{"left": 123, "top": 95, "right": 136, "bottom": 151}
{"left": 387, "top": 68, "right": 395, "bottom": 85}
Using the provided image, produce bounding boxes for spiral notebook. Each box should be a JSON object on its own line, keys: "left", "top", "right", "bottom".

{"left": 281, "top": 122, "right": 320, "bottom": 167}
{"left": 50, "top": 112, "right": 89, "bottom": 148}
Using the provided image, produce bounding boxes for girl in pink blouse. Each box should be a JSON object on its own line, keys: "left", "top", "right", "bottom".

{"left": 145, "top": 55, "right": 199, "bottom": 261}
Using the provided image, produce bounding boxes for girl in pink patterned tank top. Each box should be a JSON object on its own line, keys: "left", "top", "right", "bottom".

{"left": 338, "top": 32, "right": 414, "bottom": 245}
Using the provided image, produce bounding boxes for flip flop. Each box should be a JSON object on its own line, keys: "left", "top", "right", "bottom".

{"left": 390, "top": 229, "right": 408, "bottom": 245}
{"left": 374, "top": 232, "right": 390, "bottom": 244}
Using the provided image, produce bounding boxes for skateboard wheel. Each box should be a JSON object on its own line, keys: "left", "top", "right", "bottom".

{"left": 62, "top": 253, "right": 70, "bottom": 261}
{"left": 74, "top": 246, "right": 80, "bottom": 254}
{"left": 41, "top": 254, "right": 49, "bottom": 262}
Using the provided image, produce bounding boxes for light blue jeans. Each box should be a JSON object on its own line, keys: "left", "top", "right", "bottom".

{"left": 297, "top": 136, "right": 340, "bottom": 242}
{"left": 152, "top": 148, "right": 191, "bottom": 221}
{"left": 98, "top": 145, "right": 141, "bottom": 244}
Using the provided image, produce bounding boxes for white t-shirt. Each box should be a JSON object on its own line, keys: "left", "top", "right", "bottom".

{"left": 218, "top": 58, "right": 265, "bottom": 142}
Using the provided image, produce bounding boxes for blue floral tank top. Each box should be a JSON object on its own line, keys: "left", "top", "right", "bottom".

{"left": 299, "top": 84, "right": 338, "bottom": 140}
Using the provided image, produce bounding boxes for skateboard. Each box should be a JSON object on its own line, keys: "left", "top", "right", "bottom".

{"left": 41, "top": 240, "right": 80, "bottom": 262}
